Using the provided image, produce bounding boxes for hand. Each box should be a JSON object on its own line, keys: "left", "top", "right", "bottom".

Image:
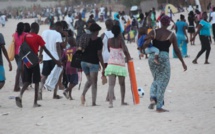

{"left": 39, "top": 55, "right": 43, "bottom": 62}
{"left": 55, "top": 60, "right": 62, "bottom": 67}
{"left": 190, "top": 37, "right": 195, "bottom": 42}
{"left": 8, "top": 62, "right": 12, "bottom": 71}
{"left": 182, "top": 63, "right": 187, "bottom": 71}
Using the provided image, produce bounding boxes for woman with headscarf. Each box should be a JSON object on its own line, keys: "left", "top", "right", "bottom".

{"left": 173, "top": 14, "right": 189, "bottom": 58}
{"left": 191, "top": 12, "right": 212, "bottom": 64}
{"left": 80, "top": 23, "right": 105, "bottom": 106}
{"left": 141, "top": 15, "right": 187, "bottom": 112}
{"left": 13, "top": 22, "right": 26, "bottom": 92}
{"left": 113, "top": 13, "right": 124, "bottom": 34}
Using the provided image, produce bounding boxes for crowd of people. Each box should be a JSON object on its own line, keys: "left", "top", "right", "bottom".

{"left": 1, "top": 2, "right": 215, "bottom": 112}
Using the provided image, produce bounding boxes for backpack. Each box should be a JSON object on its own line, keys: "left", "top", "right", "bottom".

{"left": 19, "top": 38, "right": 39, "bottom": 68}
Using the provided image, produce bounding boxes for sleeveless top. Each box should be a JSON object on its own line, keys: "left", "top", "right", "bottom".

{"left": 152, "top": 29, "right": 173, "bottom": 53}
{"left": 108, "top": 40, "right": 125, "bottom": 67}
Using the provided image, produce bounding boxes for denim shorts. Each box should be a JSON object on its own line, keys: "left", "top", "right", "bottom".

{"left": 81, "top": 62, "right": 99, "bottom": 75}
{"left": 0, "top": 65, "right": 5, "bottom": 82}
{"left": 67, "top": 74, "right": 78, "bottom": 85}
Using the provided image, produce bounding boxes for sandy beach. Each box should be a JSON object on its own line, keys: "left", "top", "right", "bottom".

{"left": 0, "top": 11, "right": 215, "bottom": 134}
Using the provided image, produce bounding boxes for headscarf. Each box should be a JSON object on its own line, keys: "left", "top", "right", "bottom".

{"left": 160, "top": 15, "right": 171, "bottom": 26}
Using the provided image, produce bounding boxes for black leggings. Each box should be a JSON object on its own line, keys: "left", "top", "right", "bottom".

{"left": 195, "top": 35, "right": 211, "bottom": 60}
{"left": 212, "top": 24, "right": 215, "bottom": 41}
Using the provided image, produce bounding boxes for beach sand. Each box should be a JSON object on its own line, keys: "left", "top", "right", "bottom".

{"left": 0, "top": 11, "right": 215, "bottom": 134}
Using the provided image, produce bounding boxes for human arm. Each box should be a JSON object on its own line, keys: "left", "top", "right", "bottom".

{"left": 183, "top": 23, "right": 189, "bottom": 43}
{"left": 190, "top": 24, "right": 202, "bottom": 42}
{"left": 121, "top": 39, "right": 132, "bottom": 62}
{"left": 171, "top": 34, "right": 187, "bottom": 71}
{"left": 1, "top": 45, "right": 12, "bottom": 71}
{"left": 42, "top": 46, "right": 61, "bottom": 66}
{"left": 39, "top": 47, "right": 43, "bottom": 62}
{"left": 100, "top": 33, "right": 105, "bottom": 40}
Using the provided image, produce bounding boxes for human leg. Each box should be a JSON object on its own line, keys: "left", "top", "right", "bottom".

{"left": 205, "top": 37, "right": 211, "bottom": 64}
{"left": 193, "top": 36, "right": 207, "bottom": 63}
{"left": 40, "top": 60, "right": 55, "bottom": 99}
{"left": 90, "top": 71, "right": 98, "bottom": 106}
{"left": 108, "top": 75, "right": 116, "bottom": 108}
{"left": 15, "top": 82, "right": 30, "bottom": 108}
{"left": 81, "top": 62, "right": 91, "bottom": 105}
{"left": 212, "top": 24, "right": 215, "bottom": 41}
{"left": 64, "top": 74, "right": 78, "bottom": 100}
{"left": 148, "top": 52, "right": 170, "bottom": 111}
{"left": 118, "top": 76, "right": 128, "bottom": 106}
{"left": 33, "top": 83, "right": 41, "bottom": 107}
{"left": 0, "top": 82, "right": 5, "bottom": 89}
{"left": 14, "top": 55, "right": 22, "bottom": 91}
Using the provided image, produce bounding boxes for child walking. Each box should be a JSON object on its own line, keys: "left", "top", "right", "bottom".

{"left": 62, "top": 37, "right": 78, "bottom": 100}
{"left": 138, "top": 27, "right": 160, "bottom": 64}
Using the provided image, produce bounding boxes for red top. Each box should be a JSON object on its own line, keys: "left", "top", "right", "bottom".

{"left": 25, "top": 33, "right": 45, "bottom": 55}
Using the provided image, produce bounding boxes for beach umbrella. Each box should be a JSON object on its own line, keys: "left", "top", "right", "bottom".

{"left": 164, "top": 4, "right": 178, "bottom": 15}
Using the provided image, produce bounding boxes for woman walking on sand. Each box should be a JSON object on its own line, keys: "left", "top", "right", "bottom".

{"left": 80, "top": 23, "right": 105, "bottom": 106}
{"left": 105, "top": 25, "right": 132, "bottom": 108}
{"left": 141, "top": 16, "right": 187, "bottom": 113}
{"left": 191, "top": 12, "right": 212, "bottom": 64}
{"left": 173, "top": 14, "right": 189, "bottom": 58}
{"left": 13, "top": 22, "right": 26, "bottom": 92}
{"left": 188, "top": 11, "right": 196, "bottom": 45}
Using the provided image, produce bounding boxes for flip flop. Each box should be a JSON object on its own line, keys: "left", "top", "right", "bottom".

{"left": 63, "top": 92, "right": 69, "bottom": 99}
{"left": 15, "top": 97, "right": 22, "bottom": 108}
{"left": 148, "top": 103, "right": 155, "bottom": 109}
{"left": 53, "top": 95, "right": 62, "bottom": 99}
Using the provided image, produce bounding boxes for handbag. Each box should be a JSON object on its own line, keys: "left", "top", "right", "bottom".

{"left": 7, "top": 37, "right": 15, "bottom": 61}
{"left": 70, "top": 50, "right": 83, "bottom": 69}
{"left": 19, "top": 38, "right": 39, "bottom": 68}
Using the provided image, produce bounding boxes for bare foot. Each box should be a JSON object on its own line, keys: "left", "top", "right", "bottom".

{"left": 156, "top": 108, "right": 169, "bottom": 113}
{"left": 109, "top": 104, "right": 113, "bottom": 108}
{"left": 121, "top": 102, "right": 128, "bottom": 106}
{"left": 192, "top": 60, "right": 197, "bottom": 64}
{"left": 81, "top": 95, "right": 85, "bottom": 105}
{"left": 69, "top": 97, "right": 74, "bottom": 100}
{"left": 33, "top": 104, "right": 41, "bottom": 108}
{"left": 92, "top": 102, "right": 98, "bottom": 106}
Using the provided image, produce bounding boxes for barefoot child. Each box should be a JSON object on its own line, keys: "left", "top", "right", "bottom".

{"left": 62, "top": 37, "right": 78, "bottom": 100}
{"left": 138, "top": 27, "right": 160, "bottom": 64}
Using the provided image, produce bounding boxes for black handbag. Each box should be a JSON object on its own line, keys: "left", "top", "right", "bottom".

{"left": 70, "top": 50, "right": 83, "bottom": 69}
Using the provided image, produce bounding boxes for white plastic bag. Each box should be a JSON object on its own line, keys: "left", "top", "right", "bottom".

{"left": 44, "top": 65, "right": 63, "bottom": 91}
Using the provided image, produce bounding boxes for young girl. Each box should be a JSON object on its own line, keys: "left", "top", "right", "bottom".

{"left": 105, "top": 25, "right": 132, "bottom": 108}
{"left": 138, "top": 27, "right": 160, "bottom": 64}
{"left": 61, "top": 37, "right": 78, "bottom": 100}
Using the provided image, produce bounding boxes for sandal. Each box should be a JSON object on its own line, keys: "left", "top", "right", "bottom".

{"left": 53, "top": 95, "right": 62, "bottom": 99}
{"left": 15, "top": 97, "right": 22, "bottom": 108}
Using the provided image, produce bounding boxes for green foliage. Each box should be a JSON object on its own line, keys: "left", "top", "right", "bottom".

{"left": 122, "top": 0, "right": 142, "bottom": 8}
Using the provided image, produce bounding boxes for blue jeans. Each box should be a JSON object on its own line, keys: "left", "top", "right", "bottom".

{"left": 81, "top": 62, "right": 99, "bottom": 75}
{"left": 145, "top": 46, "right": 160, "bottom": 55}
